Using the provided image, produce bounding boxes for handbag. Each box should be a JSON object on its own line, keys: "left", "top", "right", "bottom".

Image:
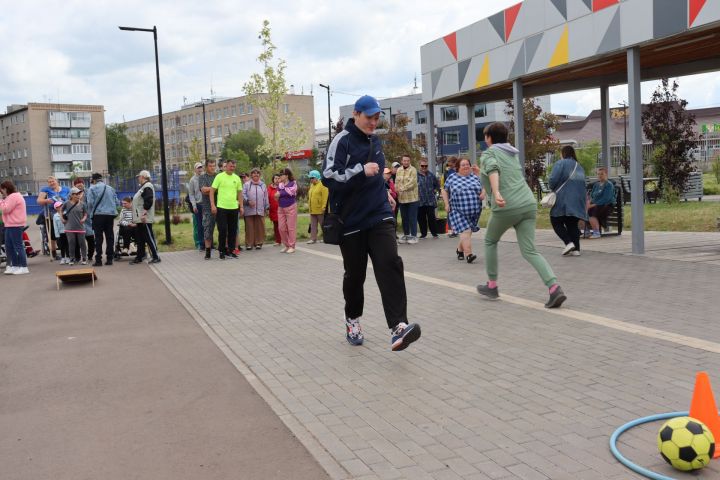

{"left": 322, "top": 140, "right": 374, "bottom": 245}
{"left": 541, "top": 162, "right": 578, "bottom": 208}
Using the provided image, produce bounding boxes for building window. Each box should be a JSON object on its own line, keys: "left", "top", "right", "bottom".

{"left": 216, "top": 109, "right": 221, "bottom": 120}
{"left": 283, "top": 104, "right": 289, "bottom": 113}
{"left": 248, "top": 104, "right": 253, "bottom": 114}
{"left": 25, "top": 166, "right": 29, "bottom": 174}
{"left": 72, "top": 144, "right": 92, "bottom": 154}
{"left": 441, "top": 106, "right": 459, "bottom": 122}
{"left": 415, "top": 110, "right": 427, "bottom": 125}
{"left": 52, "top": 145, "right": 71, "bottom": 154}
{"left": 238, "top": 104, "right": 245, "bottom": 115}
{"left": 231, "top": 106, "right": 236, "bottom": 117}
{"left": 232, "top": 123, "right": 237, "bottom": 132}
{"left": 223, "top": 107, "right": 228, "bottom": 118}
{"left": 196, "top": 113, "right": 201, "bottom": 124}
{"left": 209, "top": 110, "right": 215, "bottom": 121}
{"left": 443, "top": 131, "right": 460, "bottom": 145}
{"left": 23, "top": 148, "right": 27, "bottom": 157}
{"left": 474, "top": 104, "right": 487, "bottom": 118}
{"left": 239, "top": 121, "right": 245, "bottom": 130}
{"left": 210, "top": 127, "right": 215, "bottom": 137}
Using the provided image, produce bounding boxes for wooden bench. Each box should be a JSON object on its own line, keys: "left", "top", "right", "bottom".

{"left": 56, "top": 268, "right": 97, "bottom": 290}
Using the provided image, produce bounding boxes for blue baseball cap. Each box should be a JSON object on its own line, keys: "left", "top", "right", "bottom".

{"left": 354, "top": 95, "right": 382, "bottom": 116}
{"left": 308, "top": 170, "right": 321, "bottom": 180}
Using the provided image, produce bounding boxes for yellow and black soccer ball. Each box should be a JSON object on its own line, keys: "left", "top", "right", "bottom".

{"left": 657, "top": 416, "right": 715, "bottom": 471}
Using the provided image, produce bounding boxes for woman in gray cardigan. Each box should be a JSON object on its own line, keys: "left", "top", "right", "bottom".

{"left": 549, "top": 146, "right": 587, "bottom": 256}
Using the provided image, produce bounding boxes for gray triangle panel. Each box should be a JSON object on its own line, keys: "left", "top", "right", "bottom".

{"left": 653, "top": 0, "right": 687, "bottom": 38}
{"left": 550, "top": 0, "right": 567, "bottom": 19}
{"left": 458, "top": 59, "right": 471, "bottom": 91}
{"left": 488, "top": 11, "right": 505, "bottom": 42}
{"left": 509, "top": 43, "right": 526, "bottom": 79}
{"left": 597, "top": 8, "right": 621, "bottom": 54}
{"left": 431, "top": 69, "right": 442, "bottom": 98}
{"left": 524, "top": 33, "right": 544, "bottom": 70}
{"left": 581, "top": 0, "right": 592, "bottom": 11}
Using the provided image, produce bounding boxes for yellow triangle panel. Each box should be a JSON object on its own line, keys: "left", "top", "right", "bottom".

{"left": 548, "top": 25, "right": 569, "bottom": 68}
{"left": 475, "top": 55, "right": 490, "bottom": 88}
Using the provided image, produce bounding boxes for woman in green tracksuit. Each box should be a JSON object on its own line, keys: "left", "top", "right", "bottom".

{"left": 476, "top": 122, "right": 567, "bottom": 308}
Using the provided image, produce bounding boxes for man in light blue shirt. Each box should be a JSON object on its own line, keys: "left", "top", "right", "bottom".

{"left": 86, "top": 173, "right": 120, "bottom": 266}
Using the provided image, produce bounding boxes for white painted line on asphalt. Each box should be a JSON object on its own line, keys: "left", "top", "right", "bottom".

{"left": 297, "top": 246, "right": 720, "bottom": 355}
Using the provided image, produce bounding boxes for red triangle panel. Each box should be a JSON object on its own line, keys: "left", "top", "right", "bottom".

{"left": 690, "top": 0, "right": 707, "bottom": 27}
{"left": 593, "top": 0, "right": 619, "bottom": 12}
{"left": 504, "top": 3, "right": 522, "bottom": 42}
{"left": 443, "top": 32, "right": 457, "bottom": 60}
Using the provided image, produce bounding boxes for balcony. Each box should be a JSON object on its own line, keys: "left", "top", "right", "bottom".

{"left": 50, "top": 137, "right": 71, "bottom": 145}
{"left": 49, "top": 118, "right": 71, "bottom": 128}
{"left": 51, "top": 153, "right": 73, "bottom": 162}
{"left": 53, "top": 172, "right": 72, "bottom": 180}
{"left": 71, "top": 118, "right": 91, "bottom": 128}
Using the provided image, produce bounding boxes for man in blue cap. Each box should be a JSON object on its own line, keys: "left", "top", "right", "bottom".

{"left": 306, "top": 169, "right": 328, "bottom": 244}
{"left": 322, "top": 95, "right": 421, "bottom": 351}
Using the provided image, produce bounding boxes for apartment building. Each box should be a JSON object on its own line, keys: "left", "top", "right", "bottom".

{"left": 0, "top": 103, "right": 107, "bottom": 192}
{"left": 123, "top": 94, "right": 314, "bottom": 170}
{"left": 339, "top": 93, "right": 550, "bottom": 158}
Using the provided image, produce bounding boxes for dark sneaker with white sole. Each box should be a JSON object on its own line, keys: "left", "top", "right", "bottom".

{"left": 476, "top": 283, "right": 499, "bottom": 300}
{"left": 391, "top": 322, "right": 421, "bottom": 351}
{"left": 545, "top": 286, "right": 567, "bottom": 308}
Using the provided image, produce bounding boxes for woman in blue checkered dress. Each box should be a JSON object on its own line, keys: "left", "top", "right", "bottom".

{"left": 441, "top": 158, "right": 484, "bottom": 263}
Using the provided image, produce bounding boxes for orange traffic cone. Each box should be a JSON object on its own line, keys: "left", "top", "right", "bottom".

{"left": 689, "top": 371, "right": 720, "bottom": 458}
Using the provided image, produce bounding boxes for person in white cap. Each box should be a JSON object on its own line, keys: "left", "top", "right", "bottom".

{"left": 306, "top": 170, "right": 328, "bottom": 244}
{"left": 187, "top": 162, "right": 204, "bottom": 250}
{"left": 130, "top": 170, "right": 160, "bottom": 265}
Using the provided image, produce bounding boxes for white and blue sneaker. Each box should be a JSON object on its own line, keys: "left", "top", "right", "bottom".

{"left": 391, "top": 322, "right": 421, "bottom": 351}
{"left": 345, "top": 317, "right": 364, "bottom": 346}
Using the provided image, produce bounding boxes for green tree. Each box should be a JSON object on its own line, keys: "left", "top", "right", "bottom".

{"left": 221, "top": 129, "right": 268, "bottom": 167}
{"left": 223, "top": 148, "right": 252, "bottom": 174}
{"left": 243, "top": 20, "right": 308, "bottom": 168}
{"left": 641, "top": 79, "right": 697, "bottom": 203}
{"left": 574, "top": 141, "right": 601, "bottom": 177}
{"left": 128, "top": 131, "right": 160, "bottom": 171}
{"left": 106, "top": 123, "right": 131, "bottom": 174}
{"left": 505, "top": 98, "right": 560, "bottom": 193}
{"left": 378, "top": 115, "right": 421, "bottom": 165}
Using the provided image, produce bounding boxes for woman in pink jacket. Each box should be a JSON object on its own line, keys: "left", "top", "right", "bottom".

{"left": 274, "top": 168, "right": 298, "bottom": 253}
{"left": 1, "top": 180, "right": 29, "bottom": 275}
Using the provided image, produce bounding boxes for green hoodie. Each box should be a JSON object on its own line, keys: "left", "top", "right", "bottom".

{"left": 479, "top": 144, "right": 537, "bottom": 214}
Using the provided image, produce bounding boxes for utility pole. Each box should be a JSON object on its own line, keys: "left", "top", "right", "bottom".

{"left": 319, "top": 84, "right": 331, "bottom": 146}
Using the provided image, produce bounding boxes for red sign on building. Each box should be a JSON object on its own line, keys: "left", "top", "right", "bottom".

{"left": 285, "top": 149, "right": 313, "bottom": 160}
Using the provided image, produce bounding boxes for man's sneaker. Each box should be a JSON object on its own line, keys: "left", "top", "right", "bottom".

{"left": 391, "top": 322, "right": 421, "bottom": 351}
{"left": 13, "top": 267, "right": 29, "bottom": 275}
{"left": 562, "top": 243, "right": 574, "bottom": 256}
{"left": 219, "top": 252, "right": 226, "bottom": 260}
{"left": 397, "top": 235, "right": 408, "bottom": 244}
{"left": 81, "top": 258, "right": 88, "bottom": 265}
{"left": 476, "top": 283, "right": 499, "bottom": 300}
{"left": 306, "top": 239, "right": 317, "bottom": 244}
{"left": 228, "top": 252, "right": 239, "bottom": 259}
{"left": 148, "top": 258, "right": 161, "bottom": 264}
{"left": 570, "top": 250, "right": 581, "bottom": 256}
{"left": 407, "top": 236, "right": 418, "bottom": 244}
{"left": 204, "top": 249, "right": 211, "bottom": 260}
{"left": 589, "top": 232, "right": 601, "bottom": 239}
{"left": 545, "top": 285, "right": 567, "bottom": 308}
{"left": 345, "top": 318, "right": 364, "bottom": 346}
{"left": 4, "top": 266, "right": 17, "bottom": 275}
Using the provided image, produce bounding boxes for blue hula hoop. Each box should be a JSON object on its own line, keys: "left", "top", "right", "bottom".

{"left": 609, "top": 411, "right": 688, "bottom": 480}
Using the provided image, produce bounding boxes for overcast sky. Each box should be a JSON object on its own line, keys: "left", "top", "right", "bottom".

{"left": 2, "top": 0, "right": 719, "bottom": 129}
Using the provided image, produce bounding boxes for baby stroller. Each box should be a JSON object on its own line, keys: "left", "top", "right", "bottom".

{"left": 113, "top": 225, "right": 137, "bottom": 261}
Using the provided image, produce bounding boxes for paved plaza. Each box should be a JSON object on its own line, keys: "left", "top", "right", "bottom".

{"left": 150, "top": 230, "right": 720, "bottom": 479}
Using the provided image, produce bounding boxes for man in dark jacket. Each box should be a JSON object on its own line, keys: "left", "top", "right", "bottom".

{"left": 322, "top": 95, "right": 421, "bottom": 351}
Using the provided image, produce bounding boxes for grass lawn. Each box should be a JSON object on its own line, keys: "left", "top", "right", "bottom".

{"left": 704, "top": 173, "right": 720, "bottom": 195}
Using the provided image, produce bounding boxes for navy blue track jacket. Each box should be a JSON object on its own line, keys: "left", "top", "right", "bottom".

{"left": 321, "top": 119, "right": 393, "bottom": 235}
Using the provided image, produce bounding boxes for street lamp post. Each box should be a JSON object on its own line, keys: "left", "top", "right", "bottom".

{"left": 619, "top": 100, "right": 628, "bottom": 173}
{"left": 198, "top": 99, "right": 209, "bottom": 160}
{"left": 319, "top": 84, "right": 331, "bottom": 146}
{"left": 119, "top": 25, "right": 172, "bottom": 245}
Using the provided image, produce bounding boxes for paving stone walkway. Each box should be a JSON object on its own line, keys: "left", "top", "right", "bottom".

{"left": 153, "top": 233, "right": 720, "bottom": 479}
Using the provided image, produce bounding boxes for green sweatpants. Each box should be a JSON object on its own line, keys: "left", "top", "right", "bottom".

{"left": 484, "top": 207, "right": 557, "bottom": 287}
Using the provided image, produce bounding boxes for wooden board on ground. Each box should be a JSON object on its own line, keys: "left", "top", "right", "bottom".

{"left": 56, "top": 268, "right": 97, "bottom": 290}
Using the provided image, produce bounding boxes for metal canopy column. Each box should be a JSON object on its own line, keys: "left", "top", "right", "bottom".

{"left": 600, "top": 85, "right": 611, "bottom": 172}
{"left": 513, "top": 80, "right": 525, "bottom": 173}
{"left": 466, "top": 104, "right": 477, "bottom": 164}
{"left": 426, "top": 104, "right": 437, "bottom": 175}
{"left": 627, "top": 47, "right": 644, "bottom": 254}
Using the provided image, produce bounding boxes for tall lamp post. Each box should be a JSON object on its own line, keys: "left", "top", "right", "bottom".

{"left": 319, "top": 84, "right": 331, "bottom": 146}
{"left": 119, "top": 25, "right": 172, "bottom": 245}
{"left": 198, "top": 99, "right": 209, "bottom": 160}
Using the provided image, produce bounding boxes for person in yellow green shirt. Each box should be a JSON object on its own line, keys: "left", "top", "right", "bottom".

{"left": 210, "top": 159, "right": 244, "bottom": 260}
{"left": 306, "top": 170, "right": 329, "bottom": 244}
